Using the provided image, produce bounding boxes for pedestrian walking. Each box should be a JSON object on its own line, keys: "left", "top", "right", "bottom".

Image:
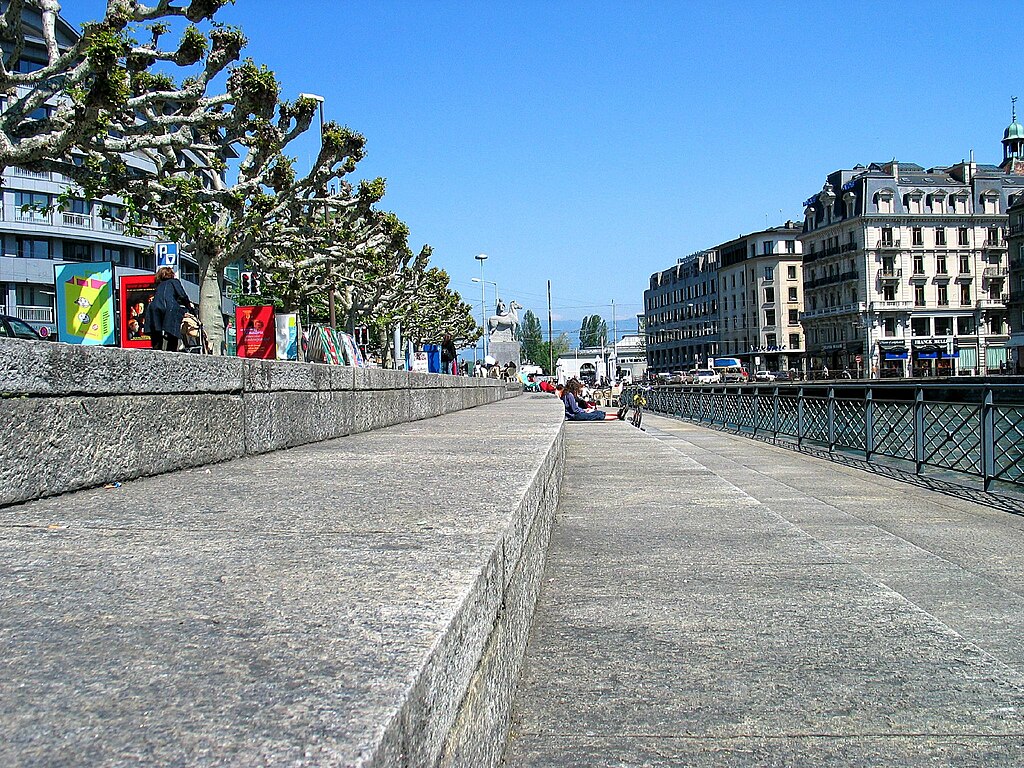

{"left": 440, "top": 333, "right": 458, "bottom": 375}
{"left": 146, "top": 266, "right": 194, "bottom": 352}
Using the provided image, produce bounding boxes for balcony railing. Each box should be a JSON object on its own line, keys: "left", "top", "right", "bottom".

{"left": 10, "top": 166, "right": 50, "bottom": 180}
{"left": 800, "top": 301, "right": 866, "bottom": 320}
{"left": 14, "top": 209, "right": 50, "bottom": 224}
{"left": 15, "top": 305, "right": 54, "bottom": 322}
{"left": 61, "top": 212, "right": 92, "bottom": 229}
{"left": 870, "top": 300, "right": 913, "bottom": 311}
{"left": 983, "top": 266, "right": 1008, "bottom": 279}
{"left": 977, "top": 296, "right": 1007, "bottom": 308}
{"left": 99, "top": 218, "right": 125, "bottom": 233}
{"left": 984, "top": 239, "right": 1007, "bottom": 249}
{"left": 876, "top": 239, "right": 901, "bottom": 250}
{"left": 878, "top": 268, "right": 902, "bottom": 280}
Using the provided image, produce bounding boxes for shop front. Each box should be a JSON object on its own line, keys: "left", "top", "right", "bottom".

{"left": 878, "top": 343, "right": 908, "bottom": 378}
{"left": 910, "top": 341, "right": 959, "bottom": 377}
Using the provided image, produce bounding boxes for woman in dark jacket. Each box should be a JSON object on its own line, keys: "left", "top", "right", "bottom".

{"left": 147, "top": 266, "right": 194, "bottom": 351}
{"left": 440, "top": 333, "right": 458, "bottom": 374}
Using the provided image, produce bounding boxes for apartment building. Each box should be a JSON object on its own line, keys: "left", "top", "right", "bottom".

{"left": 717, "top": 222, "right": 804, "bottom": 374}
{"left": 800, "top": 128, "right": 1024, "bottom": 377}
{"left": 644, "top": 249, "right": 719, "bottom": 374}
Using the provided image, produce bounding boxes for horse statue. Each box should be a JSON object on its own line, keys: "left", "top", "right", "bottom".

{"left": 487, "top": 300, "right": 521, "bottom": 339}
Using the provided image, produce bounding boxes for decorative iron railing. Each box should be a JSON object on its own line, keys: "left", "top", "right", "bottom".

{"left": 622, "top": 382, "right": 1024, "bottom": 492}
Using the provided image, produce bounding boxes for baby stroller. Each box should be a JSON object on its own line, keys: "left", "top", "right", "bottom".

{"left": 180, "top": 311, "right": 212, "bottom": 354}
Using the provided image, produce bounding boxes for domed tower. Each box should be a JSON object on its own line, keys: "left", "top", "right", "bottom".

{"left": 1002, "top": 96, "right": 1024, "bottom": 173}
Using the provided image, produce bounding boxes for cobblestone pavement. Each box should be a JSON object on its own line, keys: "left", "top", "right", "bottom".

{"left": 504, "top": 414, "right": 1024, "bottom": 767}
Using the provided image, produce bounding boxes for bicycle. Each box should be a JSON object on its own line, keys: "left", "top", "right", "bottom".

{"left": 619, "top": 386, "right": 650, "bottom": 429}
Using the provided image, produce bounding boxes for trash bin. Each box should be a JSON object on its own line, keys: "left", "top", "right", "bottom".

{"left": 423, "top": 343, "right": 441, "bottom": 374}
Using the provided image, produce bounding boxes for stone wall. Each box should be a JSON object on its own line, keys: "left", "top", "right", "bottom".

{"left": 0, "top": 338, "right": 510, "bottom": 506}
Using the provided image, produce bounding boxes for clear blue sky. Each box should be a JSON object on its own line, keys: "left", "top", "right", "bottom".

{"left": 66, "top": 1, "right": 1021, "bottom": 340}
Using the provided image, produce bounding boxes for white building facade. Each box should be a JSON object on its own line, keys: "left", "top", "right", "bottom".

{"left": 717, "top": 222, "right": 805, "bottom": 373}
{"left": 800, "top": 145, "right": 1024, "bottom": 377}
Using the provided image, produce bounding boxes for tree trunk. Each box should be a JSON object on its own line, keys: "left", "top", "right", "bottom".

{"left": 198, "top": 253, "right": 226, "bottom": 355}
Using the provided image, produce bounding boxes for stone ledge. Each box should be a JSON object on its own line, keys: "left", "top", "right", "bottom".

{"left": 0, "top": 395, "right": 566, "bottom": 767}
{"left": 0, "top": 338, "right": 512, "bottom": 505}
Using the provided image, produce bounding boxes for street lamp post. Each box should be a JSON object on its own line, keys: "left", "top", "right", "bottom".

{"left": 475, "top": 253, "right": 488, "bottom": 359}
{"left": 299, "top": 93, "right": 334, "bottom": 328}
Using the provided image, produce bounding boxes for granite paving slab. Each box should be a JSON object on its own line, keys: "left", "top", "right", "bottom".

{"left": 0, "top": 395, "right": 564, "bottom": 767}
{"left": 504, "top": 418, "right": 1024, "bottom": 767}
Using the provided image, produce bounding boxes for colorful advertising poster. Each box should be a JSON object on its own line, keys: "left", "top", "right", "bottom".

{"left": 54, "top": 262, "right": 116, "bottom": 345}
{"left": 339, "top": 332, "right": 366, "bottom": 368}
{"left": 119, "top": 274, "right": 157, "bottom": 349}
{"left": 235, "top": 305, "right": 276, "bottom": 359}
{"left": 275, "top": 313, "right": 299, "bottom": 360}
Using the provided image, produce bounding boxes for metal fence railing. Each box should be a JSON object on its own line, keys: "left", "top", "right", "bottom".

{"left": 622, "top": 382, "right": 1024, "bottom": 492}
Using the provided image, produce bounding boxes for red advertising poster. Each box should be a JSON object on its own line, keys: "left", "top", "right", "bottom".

{"left": 119, "top": 274, "right": 157, "bottom": 349}
{"left": 235, "top": 305, "right": 276, "bottom": 359}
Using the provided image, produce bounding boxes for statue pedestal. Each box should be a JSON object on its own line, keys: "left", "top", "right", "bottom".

{"left": 489, "top": 340, "right": 521, "bottom": 369}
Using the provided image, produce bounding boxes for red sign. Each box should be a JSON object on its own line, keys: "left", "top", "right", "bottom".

{"left": 119, "top": 274, "right": 157, "bottom": 349}
{"left": 235, "top": 305, "right": 276, "bottom": 359}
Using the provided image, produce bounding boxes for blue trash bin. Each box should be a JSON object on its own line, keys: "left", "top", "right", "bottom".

{"left": 424, "top": 344, "right": 441, "bottom": 374}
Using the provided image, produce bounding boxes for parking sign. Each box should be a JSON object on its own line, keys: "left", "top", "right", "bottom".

{"left": 155, "top": 242, "right": 178, "bottom": 269}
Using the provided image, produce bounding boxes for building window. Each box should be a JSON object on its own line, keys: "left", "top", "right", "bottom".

{"left": 763, "top": 241, "right": 774, "bottom": 255}
{"left": 957, "top": 316, "right": 975, "bottom": 335}
{"left": 763, "top": 266, "right": 774, "bottom": 282}
{"left": 764, "top": 287, "right": 775, "bottom": 303}
{"left": 936, "top": 254, "right": 947, "bottom": 275}
{"left": 914, "top": 285, "right": 925, "bottom": 306}
{"left": 14, "top": 191, "right": 49, "bottom": 220}
{"left": 912, "top": 227, "right": 923, "bottom": 246}
{"left": 765, "top": 333, "right": 777, "bottom": 348}
{"left": 765, "top": 309, "right": 776, "bottom": 326}
{"left": 935, "top": 227, "right": 946, "bottom": 246}
{"left": 788, "top": 286, "right": 798, "bottom": 302}
{"left": 788, "top": 308, "right": 799, "bottom": 325}
{"left": 63, "top": 198, "right": 91, "bottom": 215}
{"left": 787, "top": 265, "right": 797, "bottom": 279}
{"left": 883, "top": 285, "right": 895, "bottom": 301}
{"left": 179, "top": 258, "right": 199, "bottom": 284}
{"left": 958, "top": 227, "right": 970, "bottom": 246}
{"left": 960, "top": 284, "right": 971, "bottom": 305}
{"left": 884, "top": 318, "right": 896, "bottom": 337}
{"left": 881, "top": 227, "right": 894, "bottom": 246}
{"left": 934, "top": 317, "right": 953, "bottom": 335}
{"left": 789, "top": 333, "right": 800, "bottom": 349}
{"left": 913, "top": 254, "right": 924, "bottom": 274}
{"left": 959, "top": 254, "right": 970, "bottom": 274}
{"left": 17, "top": 237, "right": 50, "bottom": 259}
{"left": 911, "top": 317, "right": 930, "bottom": 336}
{"left": 937, "top": 285, "right": 948, "bottom": 306}
{"left": 785, "top": 240, "right": 796, "bottom": 254}
{"left": 61, "top": 241, "right": 91, "bottom": 262}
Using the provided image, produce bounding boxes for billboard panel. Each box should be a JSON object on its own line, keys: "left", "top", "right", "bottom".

{"left": 119, "top": 274, "right": 157, "bottom": 349}
{"left": 236, "top": 305, "right": 276, "bottom": 359}
{"left": 54, "top": 262, "right": 116, "bottom": 345}
{"left": 275, "top": 313, "right": 299, "bottom": 361}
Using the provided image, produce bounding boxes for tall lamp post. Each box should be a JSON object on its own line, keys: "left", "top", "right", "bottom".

{"left": 475, "top": 253, "right": 488, "bottom": 359}
{"left": 299, "top": 93, "right": 334, "bottom": 328}
{"left": 472, "top": 277, "right": 498, "bottom": 321}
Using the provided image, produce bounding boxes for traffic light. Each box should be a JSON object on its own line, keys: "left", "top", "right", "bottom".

{"left": 240, "top": 271, "right": 253, "bottom": 295}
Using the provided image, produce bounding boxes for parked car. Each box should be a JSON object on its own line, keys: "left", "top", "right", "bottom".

{"left": 774, "top": 370, "right": 794, "bottom": 382}
{"left": 0, "top": 314, "right": 48, "bottom": 340}
{"left": 753, "top": 370, "right": 777, "bottom": 383}
{"left": 690, "top": 368, "right": 721, "bottom": 384}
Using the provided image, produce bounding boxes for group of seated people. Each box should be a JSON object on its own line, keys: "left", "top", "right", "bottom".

{"left": 540, "top": 377, "right": 625, "bottom": 421}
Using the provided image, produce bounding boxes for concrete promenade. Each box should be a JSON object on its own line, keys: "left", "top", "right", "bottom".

{"left": 505, "top": 413, "right": 1024, "bottom": 766}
